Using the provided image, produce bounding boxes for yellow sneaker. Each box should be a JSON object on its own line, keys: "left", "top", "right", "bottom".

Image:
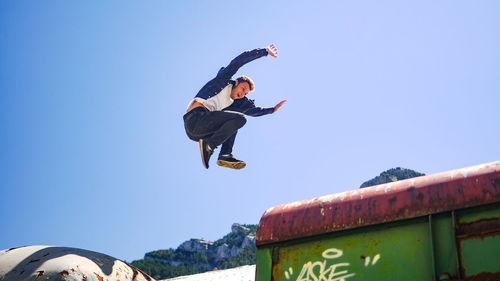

{"left": 216, "top": 154, "right": 246, "bottom": 170}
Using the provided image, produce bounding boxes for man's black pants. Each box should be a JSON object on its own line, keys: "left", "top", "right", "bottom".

{"left": 183, "top": 107, "right": 246, "bottom": 155}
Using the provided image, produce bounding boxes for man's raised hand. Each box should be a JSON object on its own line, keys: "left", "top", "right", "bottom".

{"left": 267, "top": 44, "right": 278, "bottom": 58}
{"left": 273, "top": 100, "right": 287, "bottom": 113}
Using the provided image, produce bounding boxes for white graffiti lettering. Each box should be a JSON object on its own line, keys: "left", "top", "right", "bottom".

{"left": 285, "top": 248, "right": 355, "bottom": 281}
{"left": 322, "top": 248, "right": 343, "bottom": 259}
{"left": 284, "top": 248, "right": 382, "bottom": 281}
{"left": 363, "top": 254, "right": 380, "bottom": 267}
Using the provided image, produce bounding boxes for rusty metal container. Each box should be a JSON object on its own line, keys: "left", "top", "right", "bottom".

{"left": 256, "top": 161, "right": 500, "bottom": 281}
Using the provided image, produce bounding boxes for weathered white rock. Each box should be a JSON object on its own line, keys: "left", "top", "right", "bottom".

{"left": 0, "top": 245, "right": 155, "bottom": 281}
{"left": 231, "top": 224, "right": 249, "bottom": 234}
{"left": 213, "top": 244, "right": 231, "bottom": 260}
{"left": 230, "top": 246, "right": 243, "bottom": 257}
{"left": 178, "top": 239, "right": 213, "bottom": 254}
{"left": 163, "top": 224, "right": 257, "bottom": 268}
{"left": 241, "top": 236, "right": 256, "bottom": 249}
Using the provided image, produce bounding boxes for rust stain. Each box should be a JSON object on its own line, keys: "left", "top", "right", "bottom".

{"left": 59, "top": 270, "right": 69, "bottom": 276}
{"left": 37, "top": 271, "right": 44, "bottom": 277}
{"left": 271, "top": 246, "right": 281, "bottom": 281}
{"left": 456, "top": 218, "right": 500, "bottom": 239}
{"left": 131, "top": 266, "right": 154, "bottom": 281}
{"left": 466, "top": 270, "right": 500, "bottom": 281}
{"left": 94, "top": 272, "right": 104, "bottom": 281}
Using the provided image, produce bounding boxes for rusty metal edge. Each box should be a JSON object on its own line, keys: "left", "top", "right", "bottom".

{"left": 256, "top": 161, "right": 500, "bottom": 246}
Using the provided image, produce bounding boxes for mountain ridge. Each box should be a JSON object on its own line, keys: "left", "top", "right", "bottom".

{"left": 131, "top": 223, "right": 257, "bottom": 280}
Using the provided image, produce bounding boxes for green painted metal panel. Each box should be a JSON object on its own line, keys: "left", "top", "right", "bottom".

{"left": 430, "top": 213, "right": 459, "bottom": 279}
{"left": 455, "top": 203, "right": 500, "bottom": 279}
{"left": 460, "top": 236, "right": 500, "bottom": 277}
{"left": 256, "top": 247, "right": 272, "bottom": 281}
{"left": 267, "top": 219, "right": 434, "bottom": 281}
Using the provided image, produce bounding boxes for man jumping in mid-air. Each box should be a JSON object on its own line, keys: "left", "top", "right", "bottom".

{"left": 183, "top": 44, "right": 286, "bottom": 170}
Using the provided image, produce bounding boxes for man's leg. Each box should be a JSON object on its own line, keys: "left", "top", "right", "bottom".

{"left": 184, "top": 109, "right": 246, "bottom": 168}
{"left": 203, "top": 111, "right": 246, "bottom": 150}
{"left": 185, "top": 110, "right": 246, "bottom": 145}
{"left": 217, "top": 132, "right": 246, "bottom": 169}
{"left": 220, "top": 132, "right": 236, "bottom": 156}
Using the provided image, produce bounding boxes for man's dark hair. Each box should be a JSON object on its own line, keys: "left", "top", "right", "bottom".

{"left": 236, "top": 75, "right": 255, "bottom": 92}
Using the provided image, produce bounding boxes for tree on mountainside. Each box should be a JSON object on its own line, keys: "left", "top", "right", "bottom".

{"left": 360, "top": 167, "right": 425, "bottom": 188}
{"left": 220, "top": 246, "right": 256, "bottom": 269}
{"left": 131, "top": 259, "right": 199, "bottom": 280}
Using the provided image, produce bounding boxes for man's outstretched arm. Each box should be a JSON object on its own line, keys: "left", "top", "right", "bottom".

{"left": 217, "top": 44, "right": 278, "bottom": 79}
{"left": 227, "top": 98, "right": 286, "bottom": 117}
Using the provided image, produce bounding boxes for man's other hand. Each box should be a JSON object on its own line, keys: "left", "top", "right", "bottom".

{"left": 273, "top": 100, "right": 287, "bottom": 113}
{"left": 267, "top": 44, "right": 278, "bottom": 58}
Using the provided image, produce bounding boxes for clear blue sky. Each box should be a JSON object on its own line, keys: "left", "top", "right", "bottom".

{"left": 1, "top": 1, "right": 499, "bottom": 262}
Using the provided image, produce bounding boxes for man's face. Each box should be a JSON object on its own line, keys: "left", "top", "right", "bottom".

{"left": 230, "top": 81, "right": 250, "bottom": 100}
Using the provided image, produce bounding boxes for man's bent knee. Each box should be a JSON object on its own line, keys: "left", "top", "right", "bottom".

{"left": 235, "top": 114, "right": 247, "bottom": 128}
{"left": 224, "top": 110, "right": 247, "bottom": 128}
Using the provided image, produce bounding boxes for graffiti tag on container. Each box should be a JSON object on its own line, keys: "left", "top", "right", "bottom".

{"left": 284, "top": 248, "right": 381, "bottom": 281}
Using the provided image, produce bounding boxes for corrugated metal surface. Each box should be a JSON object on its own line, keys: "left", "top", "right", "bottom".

{"left": 257, "top": 161, "right": 500, "bottom": 246}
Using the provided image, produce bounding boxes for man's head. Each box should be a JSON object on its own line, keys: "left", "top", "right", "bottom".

{"left": 231, "top": 75, "right": 254, "bottom": 99}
